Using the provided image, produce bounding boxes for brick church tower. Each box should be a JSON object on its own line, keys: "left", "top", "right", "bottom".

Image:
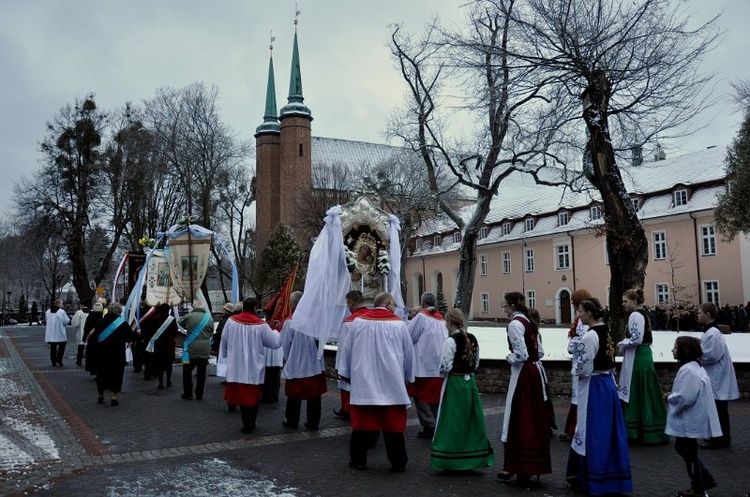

{"left": 254, "top": 23, "right": 313, "bottom": 253}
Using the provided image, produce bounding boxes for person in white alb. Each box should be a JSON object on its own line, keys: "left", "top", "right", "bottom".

{"left": 407, "top": 292, "right": 448, "bottom": 439}
{"left": 338, "top": 292, "right": 415, "bottom": 472}
{"left": 45, "top": 299, "right": 71, "bottom": 367}
{"left": 70, "top": 303, "right": 89, "bottom": 366}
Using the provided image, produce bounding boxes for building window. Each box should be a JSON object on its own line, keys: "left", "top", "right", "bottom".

{"left": 526, "top": 290, "right": 536, "bottom": 310}
{"left": 434, "top": 235, "right": 442, "bottom": 248}
{"left": 652, "top": 231, "right": 667, "bottom": 261}
{"left": 502, "top": 222, "right": 511, "bottom": 236}
{"left": 453, "top": 231, "right": 462, "bottom": 244}
{"left": 479, "top": 226, "right": 488, "bottom": 239}
{"left": 631, "top": 198, "right": 640, "bottom": 212}
{"left": 590, "top": 205, "right": 602, "bottom": 220}
{"left": 480, "top": 293, "right": 490, "bottom": 313}
{"left": 525, "top": 219, "right": 534, "bottom": 232}
{"left": 555, "top": 244, "right": 571, "bottom": 270}
{"left": 700, "top": 225, "right": 716, "bottom": 256}
{"left": 655, "top": 283, "right": 669, "bottom": 304}
{"left": 525, "top": 248, "right": 535, "bottom": 273}
{"left": 502, "top": 251, "right": 511, "bottom": 274}
{"left": 703, "top": 281, "right": 719, "bottom": 305}
{"left": 480, "top": 254, "right": 488, "bottom": 276}
{"left": 415, "top": 238, "right": 423, "bottom": 252}
{"left": 558, "top": 212, "right": 569, "bottom": 226}
{"left": 299, "top": 143, "right": 304, "bottom": 157}
{"left": 700, "top": 225, "right": 716, "bottom": 255}
{"left": 674, "top": 189, "right": 687, "bottom": 206}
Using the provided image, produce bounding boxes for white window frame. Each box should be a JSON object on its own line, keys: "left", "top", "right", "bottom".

{"left": 525, "top": 218, "right": 534, "bottom": 232}
{"left": 479, "top": 254, "right": 488, "bottom": 276}
{"left": 655, "top": 283, "right": 669, "bottom": 305}
{"left": 526, "top": 290, "right": 536, "bottom": 310}
{"left": 453, "top": 231, "right": 462, "bottom": 244}
{"left": 502, "top": 251, "right": 511, "bottom": 274}
{"left": 700, "top": 224, "right": 716, "bottom": 256}
{"left": 479, "top": 226, "right": 488, "bottom": 239}
{"left": 480, "top": 292, "right": 490, "bottom": 314}
{"left": 502, "top": 222, "right": 511, "bottom": 236}
{"left": 415, "top": 238, "right": 423, "bottom": 252}
{"left": 703, "top": 280, "right": 720, "bottom": 305}
{"left": 434, "top": 235, "right": 442, "bottom": 248}
{"left": 555, "top": 243, "right": 571, "bottom": 270}
{"left": 652, "top": 231, "right": 667, "bottom": 261}
{"left": 590, "top": 205, "right": 602, "bottom": 220}
{"left": 558, "top": 212, "right": 569, "bottom": 226}
{"left": 674, "top": 189, "right": 687, "bottom": 206}
{"left": 525, "top": 247, "right": 535, "bottom": 273}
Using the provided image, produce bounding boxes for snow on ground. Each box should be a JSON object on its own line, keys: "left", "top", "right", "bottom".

{"left": 0, "top": 357, "right": 60, "bottom": 477}
{"left": 103, "top": 457, "right": 298, "bottom": 497}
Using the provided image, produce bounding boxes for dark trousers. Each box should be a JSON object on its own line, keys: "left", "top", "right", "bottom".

{"left": 49, "top": 342, "right": 66, "bottom": 366}
{"left": 675, "top": 437, "right": 714, "bottom": 492}
{"left": 240, "top": 405, "right": 259, "bottom": 430}
{"left": 158, "top": 363, "right": 173, "bottom": 387}
{"left": 349, "top": 430, "right": 407, "bottom": 469}
{"left": 261, "top": 367, "right": 281, "bottom": 403}
{"left": 182, "top": 358, "right": 208, "bottom": 398}
{"left": 713, "top": 399, "right": 731, "bottom": 446}
{"left": 284, "top": 395, "right": 322, "bottom": 429}
{"left": 76, "top": 344, "right": 85, "bottom": 365}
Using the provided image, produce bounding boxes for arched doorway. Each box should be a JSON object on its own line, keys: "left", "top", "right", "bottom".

{"left": 555, "top": 287, "right": 573, "bottom": 324}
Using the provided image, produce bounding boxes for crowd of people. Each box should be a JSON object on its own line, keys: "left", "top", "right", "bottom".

{"left": 42, "top": 287, "right": 742, "bottom": 497}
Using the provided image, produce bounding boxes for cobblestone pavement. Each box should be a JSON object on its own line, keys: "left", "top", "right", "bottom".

{"left": 1, "top": 325, "right": 749, "bottom": 496}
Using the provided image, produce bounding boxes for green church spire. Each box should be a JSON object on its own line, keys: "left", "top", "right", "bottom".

{"left": 255, "top": 49, "right": 281, "bottom": 136}
{"left": 280, "top": 23, "right": 312, "bottom": 121}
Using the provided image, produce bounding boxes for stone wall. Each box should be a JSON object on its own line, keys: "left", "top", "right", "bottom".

{"left": 323, "top": 350, "right": 750, "bottom": 398}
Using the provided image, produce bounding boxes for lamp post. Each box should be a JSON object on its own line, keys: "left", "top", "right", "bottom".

{"left": 7, "top": 291, "right": 11, "bottom": 325}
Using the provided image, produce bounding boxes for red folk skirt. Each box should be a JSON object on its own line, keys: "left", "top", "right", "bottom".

{"left": 224, "top": 383, "right": 262, "bottom": 406}
{"left": 284, "top": 372, "right": 328, "bottom": 400}
{"left": 350, "top": 405, "right": 408, "bottom": 432}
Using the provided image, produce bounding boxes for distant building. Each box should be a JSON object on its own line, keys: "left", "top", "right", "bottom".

{"left": 405, "top": 146, "right": 750, "bottom": 323}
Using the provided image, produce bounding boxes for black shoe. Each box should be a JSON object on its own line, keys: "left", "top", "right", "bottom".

{"left": 181, "top": 394, "right": 193, "bottom": 400}
{"left": 497, "top": 471, "right": 515, "bottom": 481}
{"left": 57, "top": 362, "right": 63, "bottom": 367}
{"left": 282, "top": 421, "right": 298, "bottom": 429}
{"left": 333, "top": 408, "right": 350, "bottom": 420}
{"left": 700, "top": 440, "right": 730, "bottom": 450}
{"left": 195, "top": 396, "right": 203, "bottom": 401}
{"left": 391, "top": 465, "right": 406, "bottom": 473}
{"left": 157, "top": 384, "right": 164, "bottom": 390}
{"left": 97, "top": 396, "right": 104, "bottom": 404}
{"left": 111, "top": 399, "right": 119, "bottom": 407}
{"left": 166, "top": 380, "right": 172, "bottom": 388}
{"left": 348, "top": 462, "right": 368, "bottom": 471}
{"left": 241, "top": 426, "right": 254, "bottom": 434}
{"left": 417, "top": 429, "right": 434, "bottom": 439}
{"left": 75, "top": 362, "right": 82, "bottom": 366}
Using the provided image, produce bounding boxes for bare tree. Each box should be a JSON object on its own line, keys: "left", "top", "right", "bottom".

{"left": 295, "top": 162, "right": 354, "bottom": 238}
{"left": 512, "top": 0, "right": 720, "bottom": 336}
{"left": 389, "top": 2, "right": 566, "bottom": 316}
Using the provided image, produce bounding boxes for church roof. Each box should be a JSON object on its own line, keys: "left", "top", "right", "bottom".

{"left": 311, "top": 136, "right": 407, "bottom": 170}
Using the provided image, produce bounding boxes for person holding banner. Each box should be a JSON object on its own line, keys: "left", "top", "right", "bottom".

{"left": 141, "top": 304, "right": 178, "bottom": 390}
{"left": 179, "top": 299, "right": 214, "bottom": 401}
{"left": 89, "top": 302, "right": 138, "bottom": 406}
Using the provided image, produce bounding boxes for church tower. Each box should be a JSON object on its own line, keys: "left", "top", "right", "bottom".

{"left": 255, "top": 19, "right": 313, "bottom": 253}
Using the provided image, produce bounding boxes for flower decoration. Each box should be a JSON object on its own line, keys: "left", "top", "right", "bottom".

{"left": 345, "top": 246, "right": 358, "bottom": 273}
{"left": 139, "top": 236, "right": 156, "bottom": 249}
{"left": 377, "top": 250, "right": 390, "bottom": 275}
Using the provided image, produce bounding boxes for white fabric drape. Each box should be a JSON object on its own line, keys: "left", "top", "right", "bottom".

{"left": 387, "top": 214, "right": 404, "bottom": 308}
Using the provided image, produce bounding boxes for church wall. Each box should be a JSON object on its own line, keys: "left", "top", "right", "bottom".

{"left": 255, "top": 133, "right": 281, "bottom": 251}
{"left": 279, "top": 115, "right": 312, "bottom": 243}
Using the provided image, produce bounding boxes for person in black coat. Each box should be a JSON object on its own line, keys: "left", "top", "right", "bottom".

{"left": 89, "top": 302, "right": 138, "bottom": 406}
{"left": 84, "top": 303, "right": 104, "bottom": 375}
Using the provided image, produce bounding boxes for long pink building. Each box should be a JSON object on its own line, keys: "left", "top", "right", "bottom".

{"left": 404, "top": 147, "right": 750, "bottom": 323}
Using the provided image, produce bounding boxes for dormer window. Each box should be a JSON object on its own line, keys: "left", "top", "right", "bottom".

{"left": 415, "top": 238, "right": 423, "bottom": 252}
{"left": 434, "top": 235, "right": 442, "bottom": 247}
{"left": 479, "top": 226, "right": 489, "bottom": 239}
{"left": 524, "top": 219, "right": 534, "bottom": 232}
{"left": 502, "top": 222, "right": 511, "bottom": 236}
{"left": 631, "top": 198, "right": 640, "bottom": 212}
{"left": 558, "top": 212, "right": 569, "bottom": 226}
{"left": 453, "top": 231, "right": 462, "bottom": 244}
{"left": 673, "top": 189, "right": 687, "bottom": 207}
{"left": 590, "top": 205, "right": 602, "bottom": 220}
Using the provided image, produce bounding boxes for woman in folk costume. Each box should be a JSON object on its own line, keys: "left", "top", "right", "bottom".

{"left": 618, "top": 288, "right": 669, "bottom": 444}
{"left": 566, "top": 298, "right": 632, "bottom": 495}
{"left": 141, "top": 303, "right": 178, "bottom": 390}
{"left": 666, "top": 336, "right": 721, "bottom": 497}
{"left": 562, "top": 289, "right": 592, "bottom": 441}
{"left": 430, "top": 308, "right": 494, "bottom": 472}
{"left": 697, "top": 302, "right": 740, "bottom": 449}
{"left": 497, "top": 292, "right": 551, "bottom": 488}
{"left": 89, "top": 302, "right": 138, "bottom": 406}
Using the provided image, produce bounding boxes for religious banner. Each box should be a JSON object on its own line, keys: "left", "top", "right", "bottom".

{"left": 144, "top": 249, "right": 182, "bottom": 306}
{"left": 166, "top": 226, "right": 212, "bottom": 303}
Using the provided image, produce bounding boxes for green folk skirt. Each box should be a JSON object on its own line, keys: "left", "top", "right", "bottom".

{"left": 622, "top": 345, "right": 670, "bottom": 445}
{"left": 430, "top": 374, "right": 495, "bottom": 470}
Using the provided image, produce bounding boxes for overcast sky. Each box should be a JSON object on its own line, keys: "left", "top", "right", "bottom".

{"left": 1, "top": 0, "right": 748, "bottom": 218}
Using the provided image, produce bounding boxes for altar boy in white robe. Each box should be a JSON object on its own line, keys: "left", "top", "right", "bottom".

{"left": 220, "top": 298, "right": 282, "bottom": 433}
{"left": 339, "top": 292, "right": 415, "bottom": 472}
